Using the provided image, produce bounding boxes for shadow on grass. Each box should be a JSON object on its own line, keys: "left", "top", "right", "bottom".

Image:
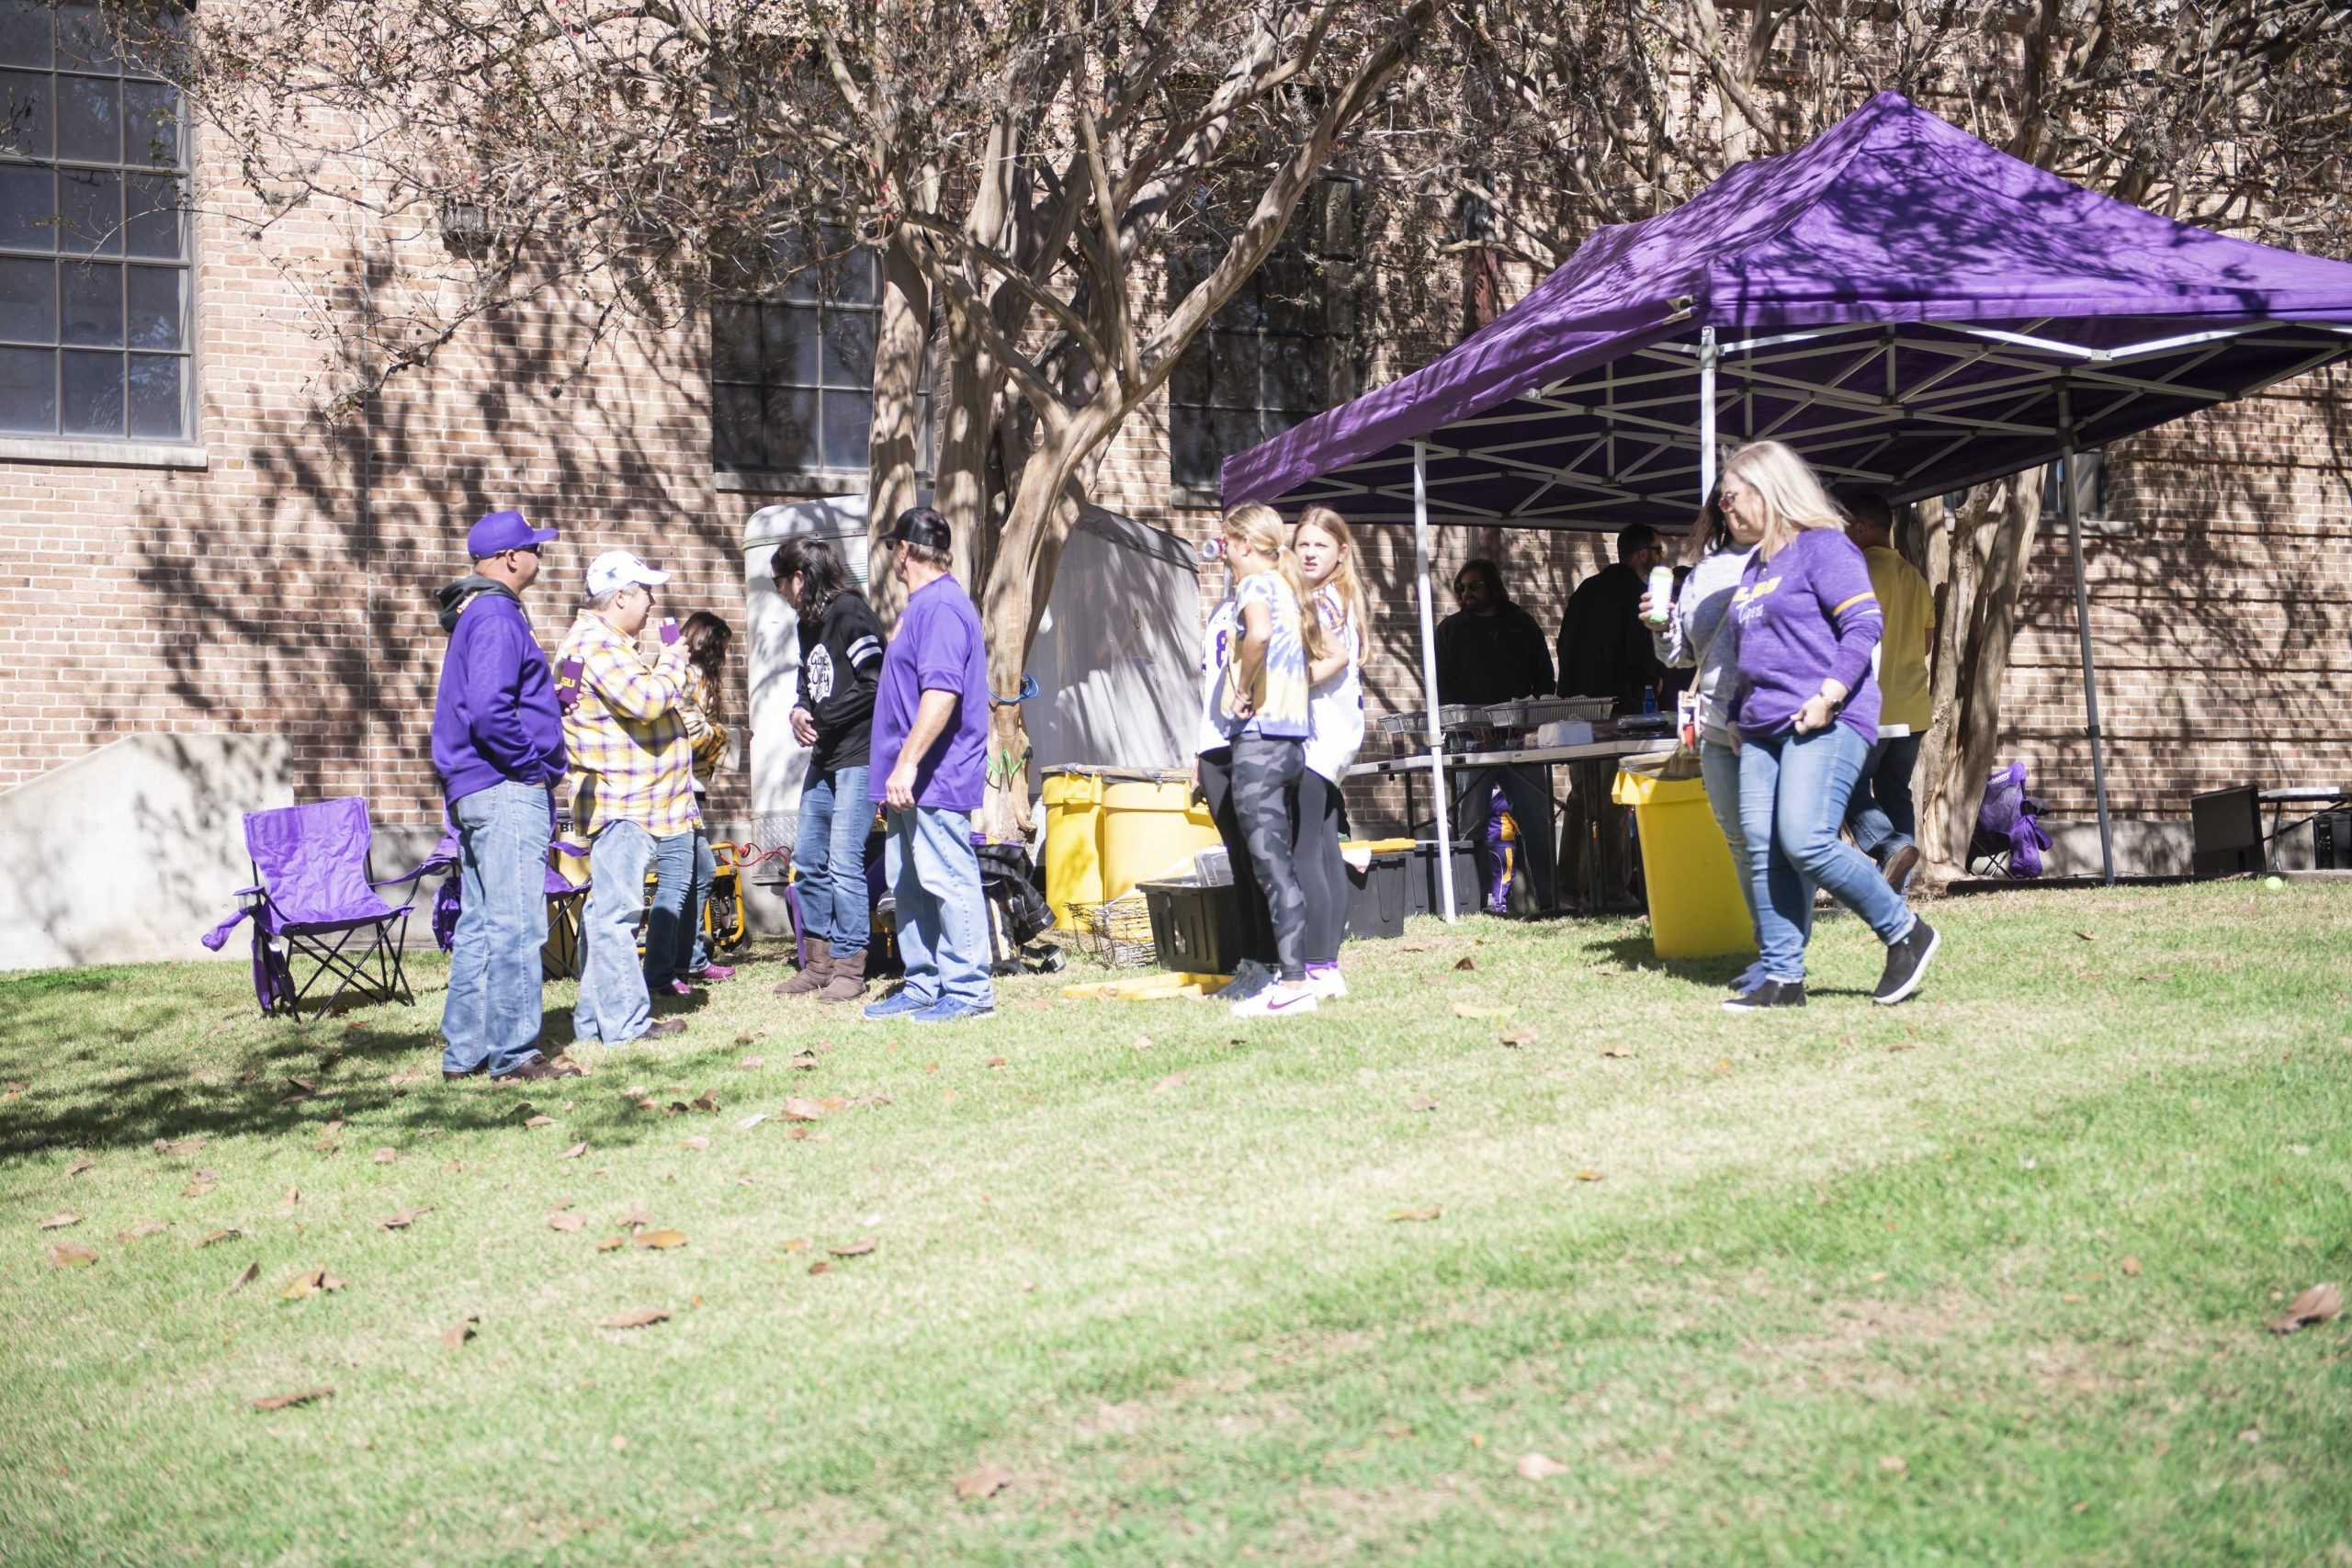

{"left": 1575, "top": 932, "right": 1753, "bottom": 988}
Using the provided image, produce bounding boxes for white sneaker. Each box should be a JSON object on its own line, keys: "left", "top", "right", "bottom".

{"left": 1212, "top": 960, "right": 1272, "bottom": 1000}
{"left": 1232, "top": 979, "right": 1319, "bottom": 1020}
{"left": 1307, "top": 967, "right": 1349, "bottom": 998}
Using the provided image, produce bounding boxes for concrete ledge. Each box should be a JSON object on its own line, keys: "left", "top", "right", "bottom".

{"left": 0, "top": 436, "right": 209, "bottom": 469}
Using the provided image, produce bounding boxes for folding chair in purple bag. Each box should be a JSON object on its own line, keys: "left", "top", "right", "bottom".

{"left": 201, "top": 797, "right": 445, "bottom": 1017}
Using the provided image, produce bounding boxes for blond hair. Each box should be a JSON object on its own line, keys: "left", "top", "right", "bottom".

{"left": 1223, "top": 502, "right": 1333, "bottom": 665}
{"left": 1294, "top": 505, "right": 1367, "bottom": 664}
{"left": 1722, "top": 440, "right": 1847, "bottom": 556}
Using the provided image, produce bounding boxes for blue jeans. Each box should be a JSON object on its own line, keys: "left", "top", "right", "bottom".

{"left": 678, "top": 827, "right": 717, "bottom": 976}
{"left": 1846, "top": 731, "right": 1922, "bottom": 863}
{"left": 796, "top": 764, "right": 874, "bottom": 958}
{"left": 1737, "top": 725, "right": 1916, "bottom": 984}
{"left": 1699, "top": 738, "right": 1760, "bottom": 942}
{"left": 441, "top": 779, "right": 551, "bottom": 1077}
{"left": 887, "top": 806, "right": 993, "bottom": 1010}
{"left": 575, "top": 820, "right": 656, "bottom": 1044}
{"left": 640, "top": 827, "right": 696, "bottom": 991}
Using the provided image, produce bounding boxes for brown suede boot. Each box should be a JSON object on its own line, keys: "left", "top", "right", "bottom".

{"left": 815, "top": 949, "right": 868, "bottom": 1004}
{"left": 774, "top": 949, "right": 832, "bottom": 998}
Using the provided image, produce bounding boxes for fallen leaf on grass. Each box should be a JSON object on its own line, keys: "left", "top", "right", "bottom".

{"left": 596, "top": 1233, "right": 628, "bottom": 1252}
{"left": 781, "top": 1097, "right": 828, "bottom": 1122}
{"left": 1453, "top": 956, "right": 1477, "bottom": 972}
{"left": 1600, "top": 1047, "right": 1633, "bottom": 1059}
{"left": 2238, "top": 1426, "right": 2263, "bottom": 1444}
{"left": 1150, "top": 1072, "right": 1188, "bottom": 1093}
{"left": 548, "top": 1212, "right": 586, "bottom": 1233}
{"left": 283, "top": 1077, "right": 318, "bottom": 1101}
{"left": 371, "top": 1147, "right": 397, "bottom": 1165}
{"left": 282, "top": 1186, "right": 301, "bottom": 1205}
{"left": 67, "top": 1158, "right": 94, "bottom": 1177}
{"left": 2074, "top": 930, "right": 2096, "bottom": 942}
{"left": 1879, "top": 1454, "right": 1909, "bottom": 1475}
{"left": 599, "top": 1308, "right": 670, "bottom": 1330}
{"left": 227, "top": 1261, "right": 258, "bottom": 1293}
{"left": 379, "top": 1207, "right": 433, "bottom": 1231}
{"left": 49, "top": 1242, "right": 97, "bottom": 1269}
{"left": 559, "top": 1142, "right": 588, "bottom": 1160}
{"left": 988, "top": 1055, "right": 1008, "bottom": 1069}
{"left": 1407, "top": 1096, "right": 1438, "bottom": 1113}
{"left": 38, "top": 1212, "right": 79, "bottom": 1230}
{"left": 789, "top": 1053, "right": 820, "bottom": 1071}
{"left": 807, "top": 1260, "right": 833, "bottom": 1275}
{"left": 737, "top": 1113, "right": 767, "bottom": 1130}
{"left": 734, "top": 1032, "right": 759, "bottom": 1047}
{"left": 280, "top": 1268, "right": 346, "bottom": 1300}
{"left": 1388, "top": 1205, "right": 1442, "bottom": 1224}
{"left": 523, "top": 1115, "right": 556, "bottom": 1129}
{"left": 688, "top": 1091, "right": 719, "bottom": 1113}
{"left": 635, "top": 1229, "right": 688, "bottom": 1251}
{"left": 616, "top": 1201, "right": 652, "bottom": 1229}
{"left": 117, "top": 1221, "right": 167, "bottom": 1243}
{"left": 2267, "top": 1281, "right": 2342, "bottom": 1335}
{"left": 1516, "top": 1452, "right": 1568, "bottom": 1481}
{"left": 441, "top": 1315, "right": 479, "bottom": 1350}
{"left": 2121, "top": 1256, "right": 2143, "bottom": 1277}
{"left": 1451, "top": 1003, "right": 1508, "bottom": 1021}
{"left": 680, "top": 1135, "right": 710, "bottom": 1151}
{"left": 153, "top": 1137, "right": 206, "bottom": 1156}
{"left": 781, "top": 1236, "right": 811, "bottom": 1254}
{"left": 738, "top": 1055, "right": 765, "bottom": 1070}
{"left": 828, "top": 1237, "right": 877, "bottom": 1258}
{"left": 1574, "top": 1169, "right": 1604, "bottom": 1182}
{"left": 1712, "top": 1057, "right": 1732, "bottom": 1075}
{"left": 181, "top": 1179, "right": 217, "bottom": 1199}
{"left": 251, "top": 1386, "right": 334, "bottom": 1412}
{"left": 954, "top": 1464, "right": 1014, "bottom": 1500}
{"left": 1499, "top": 1028, "right": 1539, "bottom": 1048}
{"left": 198, "top": 1228, "right": 242, "bottom": 1248}
{"left": 386, "top": 1071, "right": 426, "bottom": 1089}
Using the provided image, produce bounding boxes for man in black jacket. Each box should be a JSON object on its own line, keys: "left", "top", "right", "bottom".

{"left": 1433, "top": 558, "right": 1557, "bottom": 911}
{"left": 1556, "top": 524, "right": 1665, "bottom": 710}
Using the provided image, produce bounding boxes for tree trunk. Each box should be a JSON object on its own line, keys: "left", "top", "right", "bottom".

{"left": 1911, "top": 472, "right": 2047, "bottom": 881}
{"left": 865, "top": 231, "right": 933, "bottom": 621}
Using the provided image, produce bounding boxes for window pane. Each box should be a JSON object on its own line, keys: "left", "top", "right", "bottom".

{"left": 0, "top": 164, "right": 50, "bottom": 254}
{"left": 59, "top": 258, "right": 115, "bottom": 344}
{"left": 833, "top": 248, "right": 876, "bottom": 307}
{"left": 1212, "top": 276, "right": 1265, "bottom": 331}
{"left": 0, "top": 68, "right": 50, "bottom": 160}
{"left": 1261, "top": 257, "right": 1317, "bottom": 336}
{"left": 1170, "top": 406, "right": 1217, "bottom": 488}
{"left": 0, "top": 254, "right": 50, "bottom": 340}
{"left": 59, "top": 344, "right": 118, "bottom": 434}
{"left": 55, "top": 6, "right": 117, "bottom": 73}
{"left": 1205, "top": 331, "right": 1258, "bottom": 407}
{"left": 124, "top": 261, "right": 175, "bottom": 348}
{"left": 1170, "top": 341, "right": 1209, "bottom": 408}
{"left": 119, "top": 10, "right": 180, "bottom": 82}
{"left": 122, "top": 171, "right": 177, "bottom": 257}
{"left": 0, "top": 4, "right": 52, "bottom": 70}
{"left": 821, "top": 390, "right": 870, "bottom": 469}
{"left": 57, "top": 166, "right": 119, "bottom": 254}
{"left": 761, "top": 302, "right": 820, "bottom": 385}
{"left": 709, "top": 301, "right": 759, "bottom": 382}
{"left": 1261, "top": 336, "right": 1324, "bottom": 412}
{"left": 0, "top": 343, "right": 49, "bottom": 429}
{"left": 761, "top": 385, "right": 819, "bottom": 470}
{"left": 55, "top": 73, "right": 116, "bottom": 163}
{"left": 125, "top": 350, "right": 177, "bottom": 437}
{"left": 711, "top": 383, "right": 763, "bottom": 468}
{"left": 1210, "top": 405, "right": 1260, "bottom": 463}
{"left": 821, "top": 309, "right": 874, "bottom": 390}
{"left": 122, "top": 80, "right": 177, "bottom": 167}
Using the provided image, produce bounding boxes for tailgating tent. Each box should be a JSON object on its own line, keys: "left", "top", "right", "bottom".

{"left": 1224, "top": 90, "right": 2352, "bottom": 904}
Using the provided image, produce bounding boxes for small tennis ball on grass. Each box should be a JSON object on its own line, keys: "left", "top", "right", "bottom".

{"left": 2263, "top": 875, "right": 2286, "bottom": 891}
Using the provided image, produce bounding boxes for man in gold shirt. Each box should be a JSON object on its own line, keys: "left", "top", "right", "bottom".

{"left": 1840, "top": 493, "right": 1935, "bottom": 894}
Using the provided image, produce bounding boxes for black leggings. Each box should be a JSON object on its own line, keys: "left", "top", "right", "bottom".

{"left": 1296, "top": 769, "right": 1347, "bottom": 966}
{"left": 1197, "top": 747, "right": 1276, "bottom": 970}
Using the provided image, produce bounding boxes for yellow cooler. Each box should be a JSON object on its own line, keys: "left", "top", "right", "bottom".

{"left": 1041, "top": 770, "right": 1108, "bottom": 929}
{"left": 1612, "top": 768, "right": 1755, "bottom": 960}
{"left": 1099, "top": 778, "right": 1221, "bottom": 904}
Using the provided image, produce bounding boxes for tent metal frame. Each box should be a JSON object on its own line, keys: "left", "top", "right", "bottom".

{"left": 1389, "top": 316, "right": 2352, "bottom": 915}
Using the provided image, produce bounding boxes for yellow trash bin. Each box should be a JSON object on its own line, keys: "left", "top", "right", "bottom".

{"left": 1100, "top": 777, "right": 1221, "bottom": 904}
{"left": 1041, "top": 770, "right": 1108, "bottom": 930}
{"left": 1612, "top": 767, "right": 1755, "bottom": 959}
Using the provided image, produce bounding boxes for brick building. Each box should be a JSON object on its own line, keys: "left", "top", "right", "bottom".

{"left": 2, "top": 18, "right": 2346, "bottom": 958}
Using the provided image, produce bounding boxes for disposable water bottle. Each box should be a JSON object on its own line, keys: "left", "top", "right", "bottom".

{"left": 1641, "top": 684, "right": 1658, "bottom": 716}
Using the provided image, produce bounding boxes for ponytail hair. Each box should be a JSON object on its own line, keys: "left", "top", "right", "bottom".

{"left": 1295, "top": 504, "right": 1368, "bottom": 664}
{"left": 1222, "top": 502, "right": 1333, "bottom": 665}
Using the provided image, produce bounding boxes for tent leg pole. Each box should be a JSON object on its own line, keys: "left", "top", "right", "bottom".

{"left": 1412, "top": 441, "right": 1455, "bottom": 923}
{"left": 2060, "top": 416, "right": 2117, "bottom": 884}
{"left": 1698, "top": 325, "right": 1719, "bottom": 501}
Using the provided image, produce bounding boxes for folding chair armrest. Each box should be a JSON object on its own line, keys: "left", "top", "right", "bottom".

{"left": 552, "top": 840, "right": 588, "bottom": 858}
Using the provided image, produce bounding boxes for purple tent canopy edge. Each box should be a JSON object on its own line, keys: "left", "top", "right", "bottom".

{"left": 1221, "top": 91, "right": 2352, "bottom": 523}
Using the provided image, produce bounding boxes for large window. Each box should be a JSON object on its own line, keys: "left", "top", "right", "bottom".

{"left": 0, "top": 3, "right": 190, "bottom": 443}
{"left": 1168, "top": 182, "right": 1359, "bottom": 493}
{"left": 711, "top": 233, "right": 928, "bottom": 479}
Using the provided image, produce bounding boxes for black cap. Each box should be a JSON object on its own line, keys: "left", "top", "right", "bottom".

{"left": 884, "top": 506, "right": 953, "bottom": 553}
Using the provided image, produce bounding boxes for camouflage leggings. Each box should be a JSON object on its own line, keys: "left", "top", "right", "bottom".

{"left": 1231, "top": 732, "right": 1307, "bottom": 983}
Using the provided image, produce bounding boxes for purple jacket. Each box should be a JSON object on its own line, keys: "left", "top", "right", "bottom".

{"left": 432, "top": 576, "right": 566, "bottom": 804}
{"left": 1731, "top": 528, "right": 1883, "bottom": 745}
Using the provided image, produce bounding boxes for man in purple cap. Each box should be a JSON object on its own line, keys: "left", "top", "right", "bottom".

{"left": 432, "top": 508, "right": 578, "bottom": 1083}
{"left": 863, "top": 507, "right": 995, "bottom": 1023}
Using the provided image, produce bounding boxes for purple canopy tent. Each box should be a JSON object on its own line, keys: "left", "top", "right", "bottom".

{"left": 1224, "top": 91, "right": 2352, "bottom": 908}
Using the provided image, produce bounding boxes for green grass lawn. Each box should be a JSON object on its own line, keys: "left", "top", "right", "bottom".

{"left": 2, "top": 882, "right": 2349, "bottom": 1564}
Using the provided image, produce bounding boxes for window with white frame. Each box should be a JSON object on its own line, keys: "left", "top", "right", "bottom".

{"left": 710, "top": 231, "right": 929, "bottom": 479}
{"left": 0, "top": 2, "right": 191, "bottom": 443}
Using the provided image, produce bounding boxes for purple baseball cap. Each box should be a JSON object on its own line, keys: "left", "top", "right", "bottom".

{"left": 467, "top": 509, "right": 558, "bottom": 558}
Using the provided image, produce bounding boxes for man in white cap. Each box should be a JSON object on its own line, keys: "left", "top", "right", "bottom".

{"left": 553, "top": 549, "right": 700, "bottom": 1047}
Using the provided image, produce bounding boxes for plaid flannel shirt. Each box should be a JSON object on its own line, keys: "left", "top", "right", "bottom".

{"left": 554, "top": 610, "right": 701, "bottom": 840}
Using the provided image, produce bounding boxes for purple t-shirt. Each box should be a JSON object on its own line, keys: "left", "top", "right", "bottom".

{"left": 1730, "top": 528, "right": 1884, "bottom": 745}
{"left": 870, "top": 574, "right": 989, "bottom": 813}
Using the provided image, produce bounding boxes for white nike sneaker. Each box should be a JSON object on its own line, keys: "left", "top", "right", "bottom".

{"left": 1212, "top": 960, "right": 1272, "bottom": 1000}
{"left": 1307, "top": 967, "right": 1349, "bottom": 998}
{"left": 1232, "top": 979, "right": 1320, "bottom": 1020}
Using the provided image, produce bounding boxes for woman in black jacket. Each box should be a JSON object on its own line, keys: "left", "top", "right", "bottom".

{"left": 769, "top": 537, "right": 887, "bottom": 1004}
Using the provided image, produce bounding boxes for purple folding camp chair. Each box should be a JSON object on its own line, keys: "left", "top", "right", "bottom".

{"left": 201, "top": 797, "right": 442, "bottom": 1017}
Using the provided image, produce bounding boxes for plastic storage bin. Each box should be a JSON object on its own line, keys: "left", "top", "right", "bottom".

{"left": 1611, "top": 767, "right": 1755, "bottom": 959}
{"left": 1100, "top": 779, "right": 1221, "bottom": 903}
{"left": 1405, "top": 840, "right": 1484, "bottom": 919}
{"left": 1342, "top": 849, "right": 1409, "bottom": 940}
{"left": 1138, "top": 879, "right": 1241, "bottom": 976}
